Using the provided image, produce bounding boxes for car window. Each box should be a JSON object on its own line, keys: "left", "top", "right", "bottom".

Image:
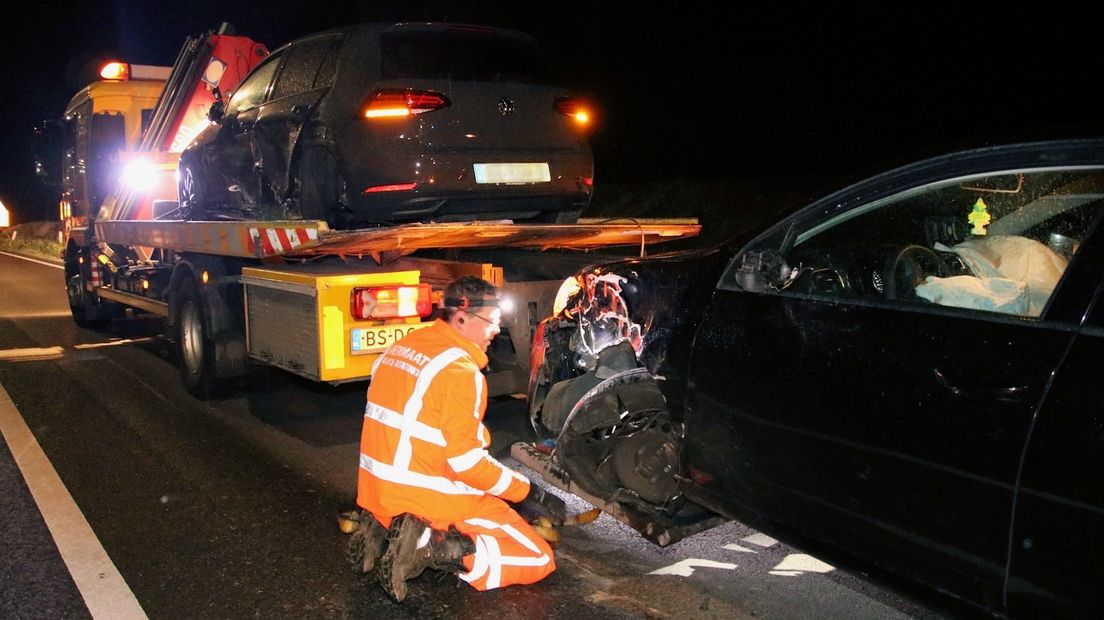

{"left": 271, "top": 35, "right": 342, "bottom": 100}
{"left": 380, "top": 29, "right": 557, "bottom": 84}
{"left": 225, "top": 52, "right": 282, "bottom": 115}
{"left": 723, "top": 167, "right": 1104, "bottom": 318}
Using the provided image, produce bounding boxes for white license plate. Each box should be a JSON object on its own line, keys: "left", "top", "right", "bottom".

{"left": 350, "top": 323, "right": 429, "bottom": 355}
{"left": 473, "top": 163, "right": 551, "bottom": 184}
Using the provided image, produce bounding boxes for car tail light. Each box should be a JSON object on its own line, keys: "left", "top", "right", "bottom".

{"left": 351, "top": 284, "right": 433, "bottom": 319}
{"left": 363, "top": 183, "right": 418, "bottom": 194}
{"left": 554, "top": 97, "right": 592, "bottom": 126}
{"left": 362, "top": 90, "right": 450, "bottom": 118}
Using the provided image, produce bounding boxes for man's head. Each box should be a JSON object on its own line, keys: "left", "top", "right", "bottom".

{"left": 442, "top": 276, "right": 501, "bottom": 352}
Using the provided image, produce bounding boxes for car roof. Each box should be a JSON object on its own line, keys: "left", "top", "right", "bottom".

{"left": 271, "top": 21, "right": 537, "bottom": 52}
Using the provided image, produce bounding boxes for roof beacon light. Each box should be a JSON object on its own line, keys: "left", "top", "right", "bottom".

{"left": 100, "top": 62, "right": 130, "bottom": 81}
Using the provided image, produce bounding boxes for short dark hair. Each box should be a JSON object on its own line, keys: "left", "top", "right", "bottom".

{"left": 441, "top": 276, "right": 499, "bottom": 321}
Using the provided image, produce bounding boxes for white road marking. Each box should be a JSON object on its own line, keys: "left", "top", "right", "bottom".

{"left": 0, "top": 382, "right": 148, "bottom": 619}
{"left": 647, "top": 558, "right": 739, "bottom": 577}
{"left": 722, "top": 543, "right": 758, "bottom": 554}
{"left": 73, "top": 337, "right": 162, "bottom": 350}
{"left": 771, "top": 553, "right": 835, "bottom": 575}
{"left": 0, "top": 346, "right": 66, "bottom": 362}
{"left": 742, "top": 532, "right": 779, "bottom": 548}
{"left": 769, "top": 570, "right": 805, "bottom": 577}
{"left": 0, "top": 251, "right": 63, "bottom": 269}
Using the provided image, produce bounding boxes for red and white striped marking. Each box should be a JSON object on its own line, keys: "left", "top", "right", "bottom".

{"left": 247, "top": 227, "right": 319, "bottom": 256}
{"left": 89, "top": 258, "right": 102, "bottom": 288}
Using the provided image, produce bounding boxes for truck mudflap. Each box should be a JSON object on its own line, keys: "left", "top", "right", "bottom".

{"left": 510, "top": 441, "right": 728, "bottom": 547}
{"left": 94, "top": 218, "right": 701, "bottom": 260}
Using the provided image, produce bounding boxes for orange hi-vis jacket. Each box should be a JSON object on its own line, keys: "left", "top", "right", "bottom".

{"left": 357, "top": 319, "right": 531, "bottom": 522}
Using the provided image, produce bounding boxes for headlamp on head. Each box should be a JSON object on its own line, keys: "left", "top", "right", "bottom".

{"left": 443, "top": 296, "right": 500, "bottom": 310}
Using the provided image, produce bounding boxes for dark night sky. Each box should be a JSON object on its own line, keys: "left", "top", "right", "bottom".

{"left": 2, "top": 3, "right": 1102, "bottom": 222}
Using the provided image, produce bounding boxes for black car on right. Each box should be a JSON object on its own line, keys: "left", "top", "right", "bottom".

{"left": 525, "top": 139, "right": 1104, "bottom": 618}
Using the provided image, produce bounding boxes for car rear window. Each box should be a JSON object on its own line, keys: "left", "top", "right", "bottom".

{"left": 380, "top": 29, "right": 558, "bottom": 84}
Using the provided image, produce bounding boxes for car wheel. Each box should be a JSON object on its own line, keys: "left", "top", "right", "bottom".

{"left": 296, "top": 148, "right": 347, "bottom": 228}
{"left": 178, "top": 161, "right": 208, "bottom": 220}
{"left": 556, "top": 367, "right": 682, "bottom": 507}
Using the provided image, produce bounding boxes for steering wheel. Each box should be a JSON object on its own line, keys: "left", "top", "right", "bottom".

{"left": 883, "top": 245, "right": 944, "bottom": 300}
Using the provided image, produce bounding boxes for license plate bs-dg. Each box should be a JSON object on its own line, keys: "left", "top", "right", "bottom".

{"left": 350, "top": 323, "right": 429, "bottom": 354}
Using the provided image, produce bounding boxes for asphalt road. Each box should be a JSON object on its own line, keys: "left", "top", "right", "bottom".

{"left": 0, "top": 250, "right": 959, "bottom": 619}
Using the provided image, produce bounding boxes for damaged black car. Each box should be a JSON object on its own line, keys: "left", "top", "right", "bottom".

{"left": 516, "top": 139, "right": 1104, "bottom": 619}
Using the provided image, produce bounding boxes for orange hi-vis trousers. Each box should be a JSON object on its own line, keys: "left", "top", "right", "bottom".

{"left": 374, "top": 496, "right": 555, "bottom": 591}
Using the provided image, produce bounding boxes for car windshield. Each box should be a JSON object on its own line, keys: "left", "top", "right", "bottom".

{"left": 380, "top": 29, "right": 558, "bottom": 84}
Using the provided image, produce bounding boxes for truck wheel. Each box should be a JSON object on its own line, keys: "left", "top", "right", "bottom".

{"left": 296, "top": 148, "right": 347, "bottom": 228}
{"left": 65, "top": 245, "right": 108, "bottom": 329}
{"left": 175, "top": 278, "right": 221, "bottom": 399}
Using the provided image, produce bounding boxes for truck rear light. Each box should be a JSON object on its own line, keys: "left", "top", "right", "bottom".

{"left": 554, "top": 97, "right": 591, "bottom": 126}
{"left": 362, "top": 90, "right": 450, "bottom": 118}
{"left": 351, "top": 284, "right": 432, "bottom": 319}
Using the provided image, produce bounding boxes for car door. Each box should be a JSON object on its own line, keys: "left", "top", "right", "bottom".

{"left": 1005, "top": 225, "right": 1104, "bottom": 618}
{"left": 198, "top": 50, "right": 282, "bottom": 213}
{"left": 252, "top": 34, "right": 341, "bottom": 207}
{"left": 686, "top": 144, "right": 1104, "bottom": 612}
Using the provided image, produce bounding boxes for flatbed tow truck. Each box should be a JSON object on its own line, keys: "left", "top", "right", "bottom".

{"left": 50, "top": 24, "right": 700, "bottom": 398}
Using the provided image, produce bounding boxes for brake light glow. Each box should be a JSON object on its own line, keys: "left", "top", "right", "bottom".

{"left": 351, "top": 284, "right": 433, "bottom": 320}
{"left": 363, "top": 90, "right": 450, "bottom": 118}
{"left": 554, "top": 97, "right": 591, "bottom": 126}
{"left": 100, "top": 62, "right": 130, "bottom": 81}
{"left": 363, "top": 183, "right": 418, "bottom": 194}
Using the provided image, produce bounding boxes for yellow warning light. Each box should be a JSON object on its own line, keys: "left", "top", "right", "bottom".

{"left": 78, "top": 256, "right": 84, "bottom": 264}
{"left": 142, "top": 279, "right": 150, "bottom": 290}
{"left": 100, "top": 62, "right": 130, "bottom": 81}
{"left": 201, "top": 271, "right": 210, "bottom": 285}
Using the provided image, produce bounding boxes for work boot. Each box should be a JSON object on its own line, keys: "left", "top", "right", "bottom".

{"left": 377, "top": 514, "right": 476, "bottom": 602}
{"left": 342, "top": 510, "right": 388, "bottom": 573}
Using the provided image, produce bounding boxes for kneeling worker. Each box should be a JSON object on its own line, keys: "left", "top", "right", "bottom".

{"left": 348, "top": 275, "right": 564, "bottom": 601}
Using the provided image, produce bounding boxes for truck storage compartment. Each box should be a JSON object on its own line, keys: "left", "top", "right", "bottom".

{"left": 241, "top": 266, "right": 424, "bottom": 383}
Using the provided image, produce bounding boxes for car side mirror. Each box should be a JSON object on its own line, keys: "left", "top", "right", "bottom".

{"left": 208, "top": 87, "right": 225, "bottom": 123}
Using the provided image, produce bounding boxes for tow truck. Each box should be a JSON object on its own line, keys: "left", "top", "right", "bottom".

{"left": 39, "top": 24, "right": 700, "bottom": 398}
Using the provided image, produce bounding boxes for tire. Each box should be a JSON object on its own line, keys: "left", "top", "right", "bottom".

{"left": 178, "top": 162, "right": 208, "bottom": 221}
{"left": 296, "top": 148, "right": 347, "bottom": 227}
{"left": 174, "top": 277, "right": 221, "bottom": 399}
{"left": 65, "top": 245, "right": 109, "bottom": 329}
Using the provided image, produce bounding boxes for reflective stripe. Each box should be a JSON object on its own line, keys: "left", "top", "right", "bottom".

{"left": 471, "top": 371, "right": 482, "bottom": 419}
{"left": 393, "top": 347, "right": 468, "bottom": 470}
{"left": 461, "top": 534, "right": 492, "bottom": 584}
{"left": 359, "top": 454, "right": 482, "bottom": 496}
{"left": 447, "top": 448, "right": 486, "bottom": 473}
{"left": 461, "top": 519, "right": 551, "bottom": 590}
{"left": 466, "top": 518, "right": 544, "bottom": 556}
{"left": 481, "top": 533, "right": 504, "bottom": 589}
{"left": 486, "top": 460, "right": 527, "bottom": 496}
{"left": 364, "top": 402, "right": 445, "bottom": 447}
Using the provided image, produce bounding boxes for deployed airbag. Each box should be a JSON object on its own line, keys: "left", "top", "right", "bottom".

{"left": 919, "top": 235, "right": 1068, "bottom": 316}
